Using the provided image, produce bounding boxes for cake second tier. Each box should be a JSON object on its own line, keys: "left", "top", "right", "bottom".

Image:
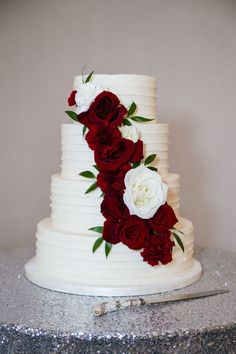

{"left": 61, "top": 123, "right": 170, "bottom": 180}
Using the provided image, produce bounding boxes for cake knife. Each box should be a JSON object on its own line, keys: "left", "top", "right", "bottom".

{"left": 92, "top": 289, "right": 230, "bottom": 316}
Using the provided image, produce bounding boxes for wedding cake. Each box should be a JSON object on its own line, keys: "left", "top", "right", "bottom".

{"left": 25, "top": 73, "right": 202, "bottom": 296}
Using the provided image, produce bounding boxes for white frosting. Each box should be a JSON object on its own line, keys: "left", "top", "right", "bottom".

{"left": 25, "top": 257, "right": 202, "bottom": 296}
{"left": 24, "top": 74, "right": 201, "bottom": 296}
{"left": 31, "top": 217, "right": 195, "bottom": 289}
{"left": 60, "top": 123, "right": 169, "bottom": 180}
{"left": 74, "top": 74, "right": 157, "bottom": 120}
{"left": 50, "top": 173, "right": 180, "bottom": 233}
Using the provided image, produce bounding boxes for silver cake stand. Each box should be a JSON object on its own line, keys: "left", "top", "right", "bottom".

{"left": 0, "top": 246, "right": 235, "bottom": 354}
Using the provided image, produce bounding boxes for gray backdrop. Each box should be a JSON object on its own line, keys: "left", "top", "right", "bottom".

{"left": 0, "top": 0, "right": 236, "bottom": 252}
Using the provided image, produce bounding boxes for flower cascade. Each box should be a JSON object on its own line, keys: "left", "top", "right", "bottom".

{"left": 66, "top": 71, "right": 184, "bottom": 266}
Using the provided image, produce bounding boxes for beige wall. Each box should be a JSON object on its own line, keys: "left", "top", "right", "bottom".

{"left": 0, "top": 0, "right": 236, "bottom": 252}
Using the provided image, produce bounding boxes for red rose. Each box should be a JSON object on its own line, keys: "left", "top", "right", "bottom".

{"left": 103, "top": 219, "right": 120, "bottom": 244}
{"left": 118, "top": 216, "right": 149, "bottom": 250}
{"left": 141, "top": 230, "right": 175, "bottom": 266}
{"left": 95, "top": 138, "right": 135, "bottom": 172}
{"left": 145, "top": 229, "right": 171, "bottom": 246}
{"left": 90, "top": 91, "right": 127, "bottom": 126}
{"left": 85, "top": 125, "right": 122, "bottom": 152}
{"left": 77, "top": 111, "right": 90, "bottom": 127}
{"left": 78, "top": 91, "right": 127, "bottom": 128}
{"left": 147, "top": 203, "right": 178, "bottom": 232}
{"left": 67, "top": 90, "right": 77, "bottom": 106}
{"left": 97, "top": 164, "right": 131, "bottom": 193}
{"left": 101, "top": 189, "right": 129, "bottom": 221}
{"left": 129, "top": 139, "right": 144, "bottom": 163}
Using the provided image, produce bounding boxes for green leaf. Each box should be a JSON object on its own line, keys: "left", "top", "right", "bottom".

{"left": 133, "top": 161, "right": 141, "bottom": 168}
{"left": 92, "top": 237, "right": 104, "bottom": 253}
{"left": 65, "top": 110, "right": 78, "bottom": 122}
{"left": 144, "top": 154, "right": 157, "bottom": 165}
{"left": 89, "top": 226, "right": 104, "bottom": 234}
{"left": 85, "top": 70, "right": 94, "bottom": 83}
{"left": 173, "top": 232, "right": 185, "bottom": 253}
{"left": 105, "top": 242, "right": 112, "bottom": 258}
{"left": 123, "top": 118, "right": 132, "bottom": 126}
{"left": 81, "top": 65, "right": 86, "bottom": 83}
{"left": 130, "top": 116, "right": 154, "bottom": 123}
{"left": 172, "top": 226, "right": 184, "bottom": 235}
{"left": 128, "top": 102, "right": 137, "bottom": 116}
{"left": 85, "top": 181, "right": 98, "bottom": 194}
{"left": 93, "top": 165, "right": 99, "bottom": 171}
{"left": 79, "top": 171, "right": 96, "bottom": 179}
{"left": 148, "top": 166, "right": 158, "bottom": 172}
{"left": 100, "top": 192, "right": 105, "bottom": 198}
{"left": 82, "top": 125, "right": 87, "bottom": 136}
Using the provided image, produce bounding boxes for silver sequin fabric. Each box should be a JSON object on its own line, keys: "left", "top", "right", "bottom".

{"left": 0, "top": 246, "right": 235, "bottom": 354}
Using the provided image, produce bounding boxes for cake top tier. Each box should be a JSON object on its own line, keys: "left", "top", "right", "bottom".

{"left": 73, "top": 74, "right": 157, "bottom": 120}
{"left": 74, "top": 74, "right": 156, "bottom": 88}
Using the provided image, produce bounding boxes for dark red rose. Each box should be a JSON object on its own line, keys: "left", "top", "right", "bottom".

{"left": 129, "top": 139, "right": 144, "bottom": 163}
{"left": 78, "top": 91, "right": 127, "bottom": 128}
{"left": 141, "top": 230, "right": 175, "bottom": 266}
{"left": 101, "top": 189, "right": 129, "bottom": 221}
{"left": 147, "top": 203, "right": 178, "bottom": 232}
{"left": 103, "top": 219, "right": 120, "bottom": 244}
{"left": 118, "top": 216, "right": 149, "bottom": 250}
{"left": 95, "top": 138, "right": 135, "bottom": 172}
{"left": 89, "top": 91, "right": 127, "bottom": 126}
{"left": 145, "top": 229, "right": 171, "bottom": 246}
{"left": 67, "top": 90, "right": 77, "bottom": 106}
{"left": 77, "top": 110, "right": 90, "bottom": 127}
{"left": 97, "top": 164, "right": 131, "bottom": 193}
{"left": 85, "top": 125, "right": 122, "bottom": 152}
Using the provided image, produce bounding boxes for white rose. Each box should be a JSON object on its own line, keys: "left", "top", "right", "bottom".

{"left": 74, "top": 82, "right": 104, "bottom": 114}
{"left": 119, "top": 125, "right": 141, "bottom": 143}
{"left": 123, "top": 165, "right": 168, "bottom": 219}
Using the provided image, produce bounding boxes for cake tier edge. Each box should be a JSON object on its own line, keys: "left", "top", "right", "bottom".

{"left": 24, "top": 217, "right": 201, "bottom": 296}
{"left": 25, "top": 257, "right": 201, "bottom": 297}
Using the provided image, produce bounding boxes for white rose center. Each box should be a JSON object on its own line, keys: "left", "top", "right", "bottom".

{"left": 133, "top": 183, "right": 152, "bottom": 206}
{"left": 123, "top": 165, "right": 168, "bottom": 219}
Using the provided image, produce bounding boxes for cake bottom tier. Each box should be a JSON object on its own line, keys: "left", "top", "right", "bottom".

{"left": 25, "top": 217, "right": 202, "bottom": 296}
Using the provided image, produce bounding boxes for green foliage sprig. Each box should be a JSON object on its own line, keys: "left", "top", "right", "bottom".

{"left": 144, "top": 154, "right": 156, "bottom": 165}
{"left": 90, "top": 227, "right": 112, "bottom": 258}
{"left": 171, "top": 228, "right": 185, "bottom": 253}
{"left": 123, "top": 101, "right": 154, "bottom": 125}
{"left": 81, "top": 66, "right": 94, "bottom": 83}
{"left": 79, "top": 170, "right": 98, "bottom": 194}
{"left": 65, "top": 111, "right": 78, "bottom": 122}
{"left": 85, "top": 70, "right": 94, "bottom": 83}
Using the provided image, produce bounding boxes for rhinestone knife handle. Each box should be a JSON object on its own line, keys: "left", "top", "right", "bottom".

{"left": 92, "top": 298, "right": 146, "bottom": 317}
{"left": 91, "top": 289, "right": 230, "bottom": 316}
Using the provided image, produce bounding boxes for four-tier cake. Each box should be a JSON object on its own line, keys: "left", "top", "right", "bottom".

{"left": 25, "top": 74, "right": 202, "bottom": 296}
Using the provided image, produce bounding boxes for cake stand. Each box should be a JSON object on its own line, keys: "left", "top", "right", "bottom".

{"left": 0, "top": 246, "right": 235, "bottom": 354}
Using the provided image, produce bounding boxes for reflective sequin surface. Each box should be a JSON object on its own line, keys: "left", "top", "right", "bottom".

{"left": 0, "top": 247, "right": 235, "bottom": 353}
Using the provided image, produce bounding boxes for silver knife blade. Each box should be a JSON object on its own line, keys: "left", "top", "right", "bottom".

{"left": 146, "top": 289, "right": 230, "bottom": 305}
{"left": 92, "top": 289, "right": 230, "bottom": 316}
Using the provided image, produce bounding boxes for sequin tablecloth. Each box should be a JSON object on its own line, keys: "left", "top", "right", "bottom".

{"left": 0, "top": 247, "right": 235, "bottom": 354}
